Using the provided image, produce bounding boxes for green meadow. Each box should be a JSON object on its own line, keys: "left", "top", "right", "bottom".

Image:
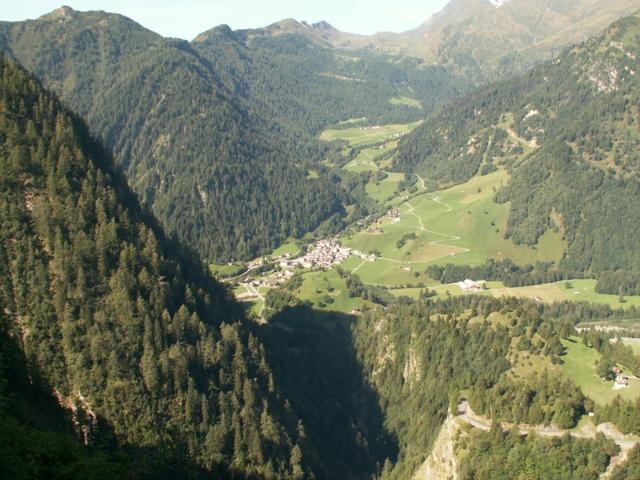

{"left": 271, "top": 239, "right": 300, "bottom": 256}
{"left": 344, "top": 142, "right": 398, "bottom": 173}
{"left": 365, "top": 172, "right": 406, "bottom": 202}
{"left": 340, "top": 170, "right": 565, "bottom": 286}
{"left": 290, "top": 269, "right": 370, "bottom": 313}
{"left": 210, "top": 262, "right": 246, "bottom": 278}
{"left": 560, "top": 337, "right": 640, "bottom": 405}
{"left": 389, "top": 96, "right": 422, "bottom": 108}
{"left": 493, "top": 279, "right": 640, "bottom": 309}
{"left": 320, "top": 121, "right": 421, "bottom": 147}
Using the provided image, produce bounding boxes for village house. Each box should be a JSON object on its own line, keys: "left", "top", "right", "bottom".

{"left": 614, "top": 373, "right": 630, "bottom": 389}
{"left": 387, "top": 207, "right": 401, "bottom": 223}
{"left": 457, "top": 279, "right": 484, "bottom": 292}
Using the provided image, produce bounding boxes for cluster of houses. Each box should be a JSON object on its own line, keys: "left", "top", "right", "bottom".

{"left": 249, "top": 268, "right": 295, "bottom": 289}
{"left": 239, "top": 238, "right": 375, "bottom": 292}
{"left": 387, "top": 207, "right": 401, "bottom": 223}
{"left": 391, "top": 131, "right": 409, "bottom": 139}
{"left": 457, "top": 279, "right": 485, "bottom": 292}
{"left": 299, "top": 239, "right": 352, "bottom": 268}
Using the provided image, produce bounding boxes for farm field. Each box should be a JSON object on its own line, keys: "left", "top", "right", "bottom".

{"left": 290, "top": 269, "right": 370, "bottom": 313}
{"left": 210, "top": 262, "right": 246, "bottom": 278}
{"left": 389, "top": 282, "right": 502, "bottom": 300}
{"left": 493, "top": 279, "right": 640, "bottom": 309}
{"left": 344, "top": 142, "right": 397, "bottom": 172}
{"left": 365, "top": 172, "right": 406, "bottom": 202}
{"left": 271, "top": 239, "right": 300, "bottom": 256}
{"left": 560, "top": 337, "right": 640, "bottom": 405}
{"left": 320, "top": 121, "right": 421, "bottom": 147}
{"left": 621, "top": 338, "right": 640, "bottom": 355}
{"left": 340, "top": 170, "right": 565, "bottom": 286}
{"left": 389, "top": 96, "right": 422, "bottom": 108}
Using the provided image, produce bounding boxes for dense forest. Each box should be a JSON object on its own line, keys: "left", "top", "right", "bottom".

{"left": 395, "top": 12, "right": 640, "bottom": 279}
{"left": 0, "top": 7, "right": 467, "bottom": 262}
{"left": 457, "top": 428, "right": 616, "bottom": 480}
{"left": 349, "top": 295, "right": 585, "bottom": 479}
{"left": 0, "top": 309, "right": 208, "bottom": 479}
{"left": 0, "top": 56, "right": 313, "bottom": 478}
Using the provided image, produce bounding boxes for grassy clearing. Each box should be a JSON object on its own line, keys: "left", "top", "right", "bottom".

{"left": 271, "top": 239, "right": 300, "bottom": 257}
{"left": 493, "top": 280, "right": 640, "bottom": 309}
{"left": 560, "top": 337, "right": 640, "bottom": 405}
{"left": 389, "top": 96, "right": 422, "bottom": 108}
{"left": 621, "top": 338, "right": 640, "bottom": 354}
{"left": 344, "top": 142, "right": 398, "bottom": 173}
{"left": 320, "top": 121, "right": 421, "bottom": 147}
{"left": 210, "top": 263, "right": 246, "bottom": 278}
{"left": 509, "top": 349, "right": 556, "bottom": 379}
{"left": 365, "top": 172, "right": 406, "bottom": 202}
{"left": 341, "top": 170, "right": 565, "bottom": 286}
{"left": 289, "top": 269, "right": 370, "bottom": 313}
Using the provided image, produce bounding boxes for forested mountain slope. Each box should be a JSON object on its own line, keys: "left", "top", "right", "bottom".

{"left": 0, "top": 7, "right": 342, "bottom": 262}
{"left": 395, "top": 12, "right": 640, "bottom": 275}
{"left": 0, "top": 7, "right": 466, "bottom": 262}
{"left": 0, "top": 55, "right": 310, "bottom": 479}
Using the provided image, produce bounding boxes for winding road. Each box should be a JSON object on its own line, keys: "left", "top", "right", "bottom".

{"left": 457, "top": 401, "right": 639, "bottom": 478}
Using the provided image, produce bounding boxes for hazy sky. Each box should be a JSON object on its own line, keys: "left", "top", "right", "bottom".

{"left": 3, "top": 1, "right": 450, "bottom": 39}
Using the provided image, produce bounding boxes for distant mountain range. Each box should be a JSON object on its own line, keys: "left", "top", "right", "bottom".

{"left": 255, "top": 0, "right": 640, "bottom": 81}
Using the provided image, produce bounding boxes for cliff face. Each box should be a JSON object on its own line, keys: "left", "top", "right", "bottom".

{"left": 412, "top": 416, "right": 463, "bottom": 480}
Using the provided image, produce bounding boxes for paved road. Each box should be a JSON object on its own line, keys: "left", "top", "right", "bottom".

{"left": 457, "top": 401, "right": 639, "bottom": 478}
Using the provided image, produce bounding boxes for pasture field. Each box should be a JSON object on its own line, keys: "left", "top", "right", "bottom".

{"left": 344, "top": 142, "right": 397, "bottom": 172}
{"left": 365, "top": 172, "right": 406, "bottom": 202}
{"left": 271, "top": 239, "right": 300, "bottom": 257}
{"left": 493, "top": 279, "right": 640, "bottom": 309}
{"left": 620, "top": 338, "right": 640, "bottom": 355}
{"left": 210, "top": 262, "right": 246, "bottom": 278}
{"left": 340, "top": 170, "right": 565, "bottom": 286}
{"left": 389, "top": 282, "right": 501, "bottom": 300}
{"left": 291, "top": 269, "right": 369, "bottom": 313}
{"left": 560, "top": 337, "right": 640, "bottom": 405}
{"left": 320, "top": 121, "right": 421, "bottom": 147}
{"left": 389, "top": 96, "right": 422, "bottom": 108}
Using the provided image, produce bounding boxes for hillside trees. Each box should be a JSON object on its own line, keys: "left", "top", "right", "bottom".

{"left": 0, "top": 55, "right": 306, "bottom": 478}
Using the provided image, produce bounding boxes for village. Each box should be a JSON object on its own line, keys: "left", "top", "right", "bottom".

{"left": 237, "top": 238, "right": 374, "bottom": 291}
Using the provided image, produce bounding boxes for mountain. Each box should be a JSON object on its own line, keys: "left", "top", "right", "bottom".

{"left": 394, "top": 11, "right": 640, "bottom": 278}
{"left": 0, "top": 54, "right": 310, "bottom": 478}
{"left": 276, "top": 0, "right": 640, "bottom": 82}
{"left": 0, "top": 7, "right": 465, "bottom": 263}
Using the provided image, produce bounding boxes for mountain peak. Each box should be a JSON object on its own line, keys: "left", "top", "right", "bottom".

{"left": 311, "top": 20, "right": 336, "bottom": 31}
{"left": 41, "top": 5, "right": 76, "bottom": 21}
{"left": 267, "top": 18, "right": 307, "bottom": 33}
{"left": 193, "top": 24, "right": 237, "bottom": 43}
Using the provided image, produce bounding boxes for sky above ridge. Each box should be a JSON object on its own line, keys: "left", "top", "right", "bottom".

{"left": 3, "top": 0, "right": 450, "bottom": 39}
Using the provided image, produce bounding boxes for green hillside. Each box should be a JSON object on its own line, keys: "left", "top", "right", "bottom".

{"left": 395, "top": 12, "right": 640, "bottom": 279}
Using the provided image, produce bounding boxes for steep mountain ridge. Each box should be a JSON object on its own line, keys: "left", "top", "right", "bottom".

{"left": 395, "top": 11, "right": 640, "bottom": 274}
{"left": 0, "top": 55, "right": 309, "bottom": 478}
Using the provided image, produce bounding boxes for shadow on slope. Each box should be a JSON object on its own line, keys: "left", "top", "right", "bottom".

{"left": 254, "top": 305, "right": 398, "bottom": 479}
